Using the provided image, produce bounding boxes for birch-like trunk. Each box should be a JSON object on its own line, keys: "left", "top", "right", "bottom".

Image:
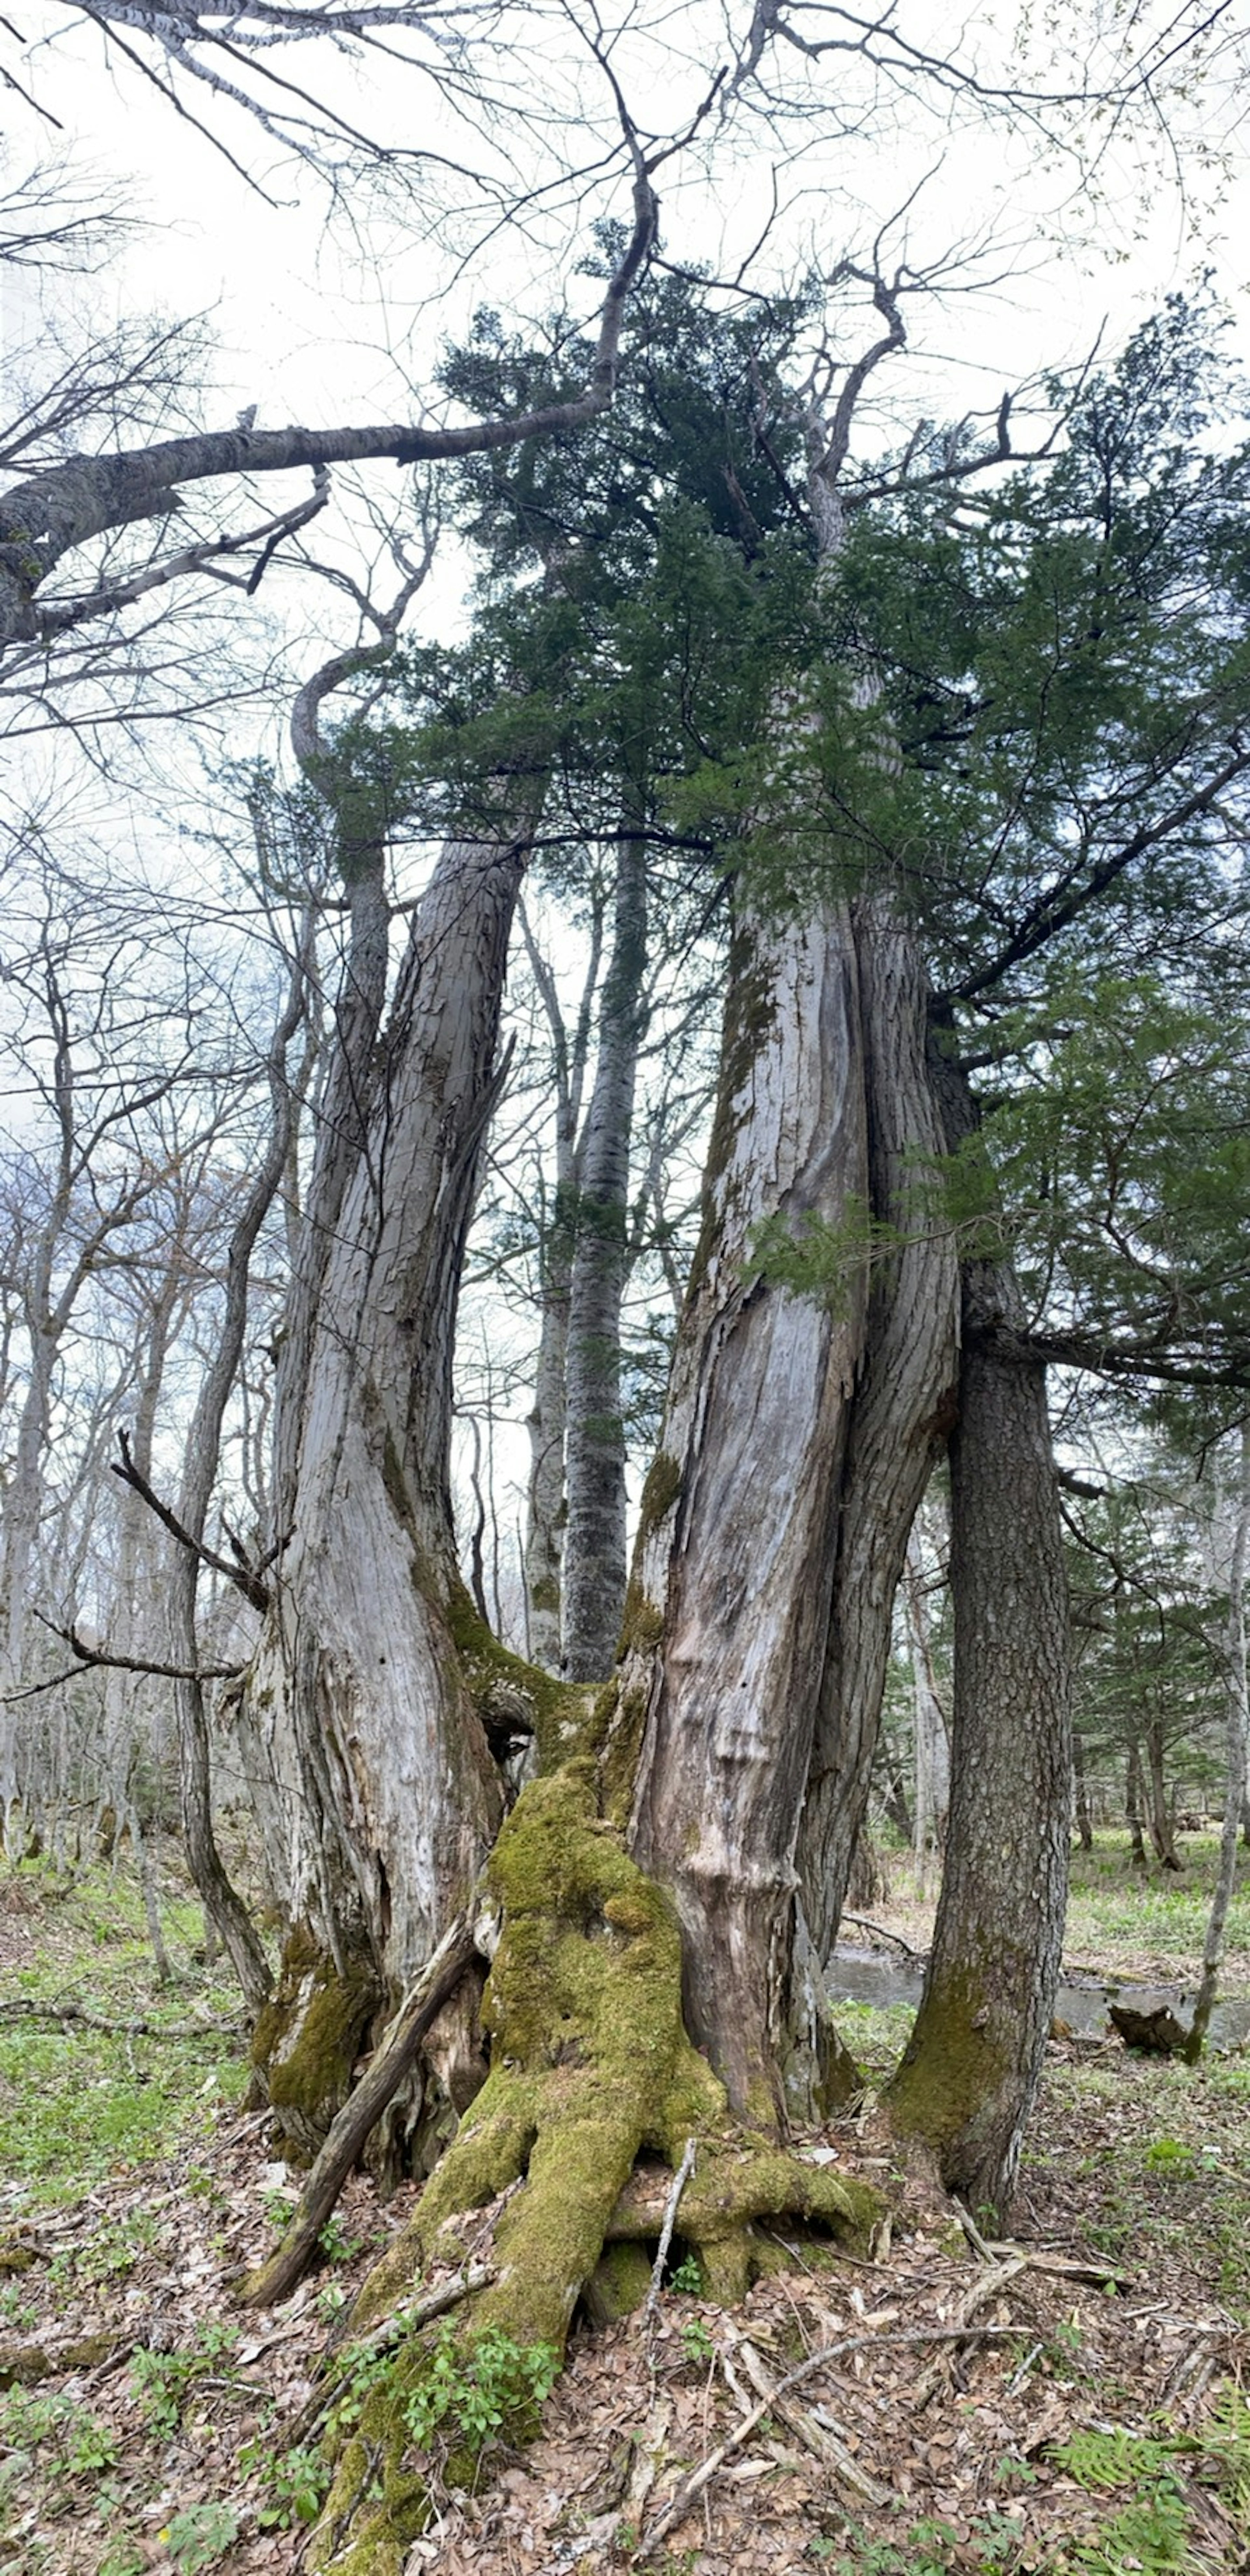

{"left": 1186, "top": 1421, "right": 1250, "bottom": 2058}
{"left": 622, "top": 900, "right": 870, "bottom": 2123}
{"left": 246, "top": 834, "right": 529, "bottom": 1986}
{"left": 562, "top": 828, "right": 649, "bottom": 1681}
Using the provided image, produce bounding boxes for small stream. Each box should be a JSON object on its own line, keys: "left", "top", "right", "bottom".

{"left": 829, "top": 1943, "right": 1250, "bottom": 2051}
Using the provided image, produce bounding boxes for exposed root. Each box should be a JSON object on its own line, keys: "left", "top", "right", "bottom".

{"left": 305, "top": 1765, "right": 882, "bottom": 2573}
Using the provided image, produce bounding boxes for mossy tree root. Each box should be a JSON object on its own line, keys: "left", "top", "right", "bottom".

{"left": 306, "top": 1767, "right": 880, "bottom": 2575}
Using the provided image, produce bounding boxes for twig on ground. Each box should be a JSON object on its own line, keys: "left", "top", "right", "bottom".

{"left": 736, "top": 2334, "right": 889, "bottom": 2504}
{"left": 0, "top": 1997, "right": 236, "bottom": 2040}
{"left": 644, "top": 2137, "right": 696, "bottom": 2328}
{"left": 635, "top": 2323, "right": 1019, "bottom": 2556}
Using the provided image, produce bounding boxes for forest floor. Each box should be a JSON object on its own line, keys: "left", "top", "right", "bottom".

{"left": 0, "top": 1836, "right": 1247, "bottom": 2576}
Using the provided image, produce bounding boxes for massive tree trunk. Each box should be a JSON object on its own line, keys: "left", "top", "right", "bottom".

{"left": 562, "top": 824, "right": 649, "bottom": 1680}
{"left": 793, "top": 900, "right": 959, "bottom": 1998}
{"left": 886, "top": 1047, "right": 1071, "bottom": 2219}
{"left": 618, "top": 896, "right": 871, "bottom": 2124}
{"left": 245, "top": 833, "right": 534, "bottom": 2009}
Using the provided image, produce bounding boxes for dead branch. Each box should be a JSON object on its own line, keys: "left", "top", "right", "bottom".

{"left": 109, "top": 1427, "right": 270, "bottom": 1610}
{"left": 644, "top": 2135, "right": 696, "bottom": 2327}
{"left": 0, "top": 1996, "right": 238, "bottom": 2039}
{"left": 636, "top": 2322, "right": 1021, "bottom": 2556}
{"left": 240, "top": 1917, "right": 478, "bottom": 2308}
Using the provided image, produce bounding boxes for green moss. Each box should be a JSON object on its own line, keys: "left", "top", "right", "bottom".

{"left": 618, "top": 1578, "right": 664, "bottom": 1655}
{"left": 636, "top": 1449, "right": 682, "bottom": 1547}
{"left": 584, "top": 2240, "right": 653, "bottom": 2326}
{"left": 445, "top": 1579, "right": 590, "bottom": 1775}
{"left": 885, "top": 1953, "right": 1014, "bottom": 2182}
{"left": 251, "top": 1926, "right": 381, "bottom": 2163}
{"left": 599, "top": 1684, "right": 648, "bottom": 1828}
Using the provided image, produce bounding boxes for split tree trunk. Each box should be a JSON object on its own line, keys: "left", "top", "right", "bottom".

{"left": 886, "top": 1049, "right": 1071, "bottom": 2219}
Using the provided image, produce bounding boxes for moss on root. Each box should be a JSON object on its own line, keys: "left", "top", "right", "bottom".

{"left": 305, "top": 1767, "right": 884, "bottom": 2572}
{"left": 250, "top": 1925, "right": 381, "bottom": 2164}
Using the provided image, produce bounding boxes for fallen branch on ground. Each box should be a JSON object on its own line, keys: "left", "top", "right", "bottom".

{"left": 636, "top": 2323, "right": 1020, "bottom": 2556}
{"left": 282, "top": 2263, "right": 495, "bottom": 2451}
{"left": 241, "top": 1916, "right": 478, "bottom": 2309}
{"left": 0, "top": 1997, "right": 237, "bottom": 2040}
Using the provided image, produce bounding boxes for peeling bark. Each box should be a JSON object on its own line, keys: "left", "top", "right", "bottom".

{"left": 794, "top": 901, "right": 959, "bottom": 1995}
{"left": 623, "top": 898, "right": 870, "bottom": 2123}
{"left": 245, "top": 833, "right": 531, "bottom": 1994}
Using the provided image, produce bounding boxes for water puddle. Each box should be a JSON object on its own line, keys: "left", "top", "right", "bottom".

{"left": 829, "top": 1943, "right": 1250, "bottom": 2051}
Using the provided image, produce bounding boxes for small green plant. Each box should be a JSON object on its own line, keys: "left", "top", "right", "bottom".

{"left": 97, "top": 2543, "right": 146, "bottom": 2576}
{"left": 669, "top": 2252, "right": 702, "bottom": 2294}
{"left": 261, "top": 2185, "right": 296, "bottom": 2232}
{"left": 130, "top": 2320, "right": 240, "bottom": 2431}
{"left": 405, "top": 2322, "right": 557, "bottom": 2455}
{"left": 161, "top": 2500, "right": 242, "bottom": 2571}
{"left": 240, "top": 2433, "right": 331, "bottom": 2528}
{"left": 317, "top": 2212, "right": 362, "bottom": 2265}
{"left": 316, "top": 2277, "right": 349, "bottom": 2320}
{"left": 65, "top": 2414, "right": 120, "bottom": 2476}
{"left": 679, "top": 2314, "right": 715, "bottom": 2367}
{"left": 1143, "top": 2136, "right": 1199, "bottom": 2180}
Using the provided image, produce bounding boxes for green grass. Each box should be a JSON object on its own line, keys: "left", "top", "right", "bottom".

{"left": 0, "top": 1855, "right": 249, "bottom": 2205}
{"left": 1064, "top": 1831, "right": 1249, "bottom": 1975}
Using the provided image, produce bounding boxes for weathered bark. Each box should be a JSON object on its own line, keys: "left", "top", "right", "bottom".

{"left": 245, "top": 833, "right": 533, "bottom": 1995}
{"left": 621, "top": 898, "right": 870, "bottom": 2123}
{"left": 562, "top": 826, "right": 649, "bottom": 1680}
{"left": 886, "top": 1052, "right": 1071, "bottom": 2218}
{"left": 795, "top": 900, "right": 959, "bottom": 1990}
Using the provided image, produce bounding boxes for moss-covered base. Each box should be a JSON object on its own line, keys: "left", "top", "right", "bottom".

{"left": 305, "top": 1765, "right": 883, "bottom": 2574}
{"left": 884, "top": 1955, "right": 1029, "bottom": 2223}
{"left": 250, "top": 1924, "right": 382, "bottom": 2164}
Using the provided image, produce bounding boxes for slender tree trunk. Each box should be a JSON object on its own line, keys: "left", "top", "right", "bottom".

{"left": 1186, "top": 1421, "right": 1250, "bottom": 2058}
{"left": 562, "top": 827, "right": 649, "bottom": 1681}
{"left": 524, "top": 1214, "right": 573, "bottom": 1672}
{"left": 170, "top": 926, "right": 318, "bottom": 2013}
{"left": 1145, "top": 1716, "right": 1183, "bottom": 1869}
{"left": 1072, "top": 1728, "right": 1094, "bottom": 1851}
{"left": 1126, "top": 1738, "right": 1148, "bottom": 1866}
{"left": 621, "top": 896, "right": 871, "bottom": 2124}
{"left": 905, "top": 1525, "right": 950, "bottom": 1895}
{"left": 886, "top": 1050, "right": 1071, "bottom": 2219}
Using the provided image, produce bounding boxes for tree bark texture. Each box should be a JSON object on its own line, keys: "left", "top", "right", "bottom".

{"left": 245, "top": 834, "right": 530, "bottom": 1990}
{"left": 623, "top": 898, "right": 870, "bottom": 2124}
{"left": 794, "top": 900, "right": 959, "bottom": 1980}
{"left": 886, "top": 1055, "right": 1071, "bottom": 2217}
{"left": 562, "top": 828, "right": 649, "bottom": 1681}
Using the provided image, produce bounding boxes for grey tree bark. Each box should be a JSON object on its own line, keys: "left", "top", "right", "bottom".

{"left": 562, "top": 824, "right": 649, "bottom": 1681}
{"left": 245, "top": 828, "right": 534, "bottom": 1992}
{"left": 886, "top": 1048, "right": 1071, "bottom": 2217}
{"left": 793, "top": 899, "right": 959, "bottom": 2000}
{"left": 1186, "top": 1420, "right": 1250, "bottom": 2058}
{"left": 621, "top": 896, "right": 871, "bottom": 2123}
